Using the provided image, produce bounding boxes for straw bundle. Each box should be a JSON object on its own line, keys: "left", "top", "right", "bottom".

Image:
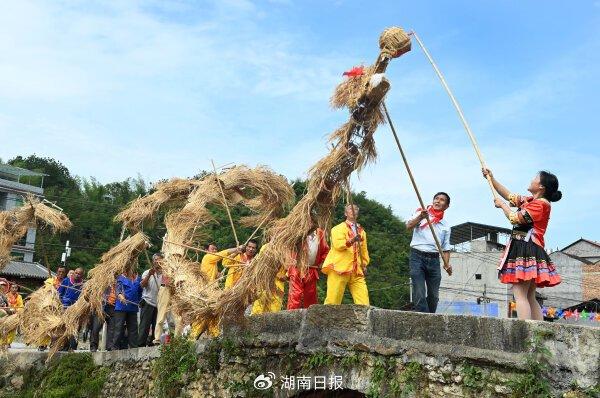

{"left": 85, "top": 232, "right": 150, "bottom": 318}
{"left": 379, "top": 26, "right": 411, "bottom": 59}
{"left": 0, "top": 313, "right": 20, "bottom": 341}
{"left": 115, "top": 178, "right": 201, "bottom": 232}
{"left": 19, "top": 285, "right": 63, "bottom": 347}
{"left": 160, "top": 166, "right": 293, "bottom": 328}
{"left": 160, "top": 255, "right": 221, "bottom": 327}
{"left": 331, "top": 66, "right": 375, "bottom": 111}
{"left": 0, "top": 195, "right": 71, "bottom": 271}
{"left": 48, "top": 232, "right": 150, "bottom": 356}
{"left": 193, "top": 27, "right": 409, "bottom": 324}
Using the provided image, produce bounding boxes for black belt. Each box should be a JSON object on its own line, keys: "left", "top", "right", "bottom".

{"left": 412, "top": 248, "right": 439, "bottom": 258}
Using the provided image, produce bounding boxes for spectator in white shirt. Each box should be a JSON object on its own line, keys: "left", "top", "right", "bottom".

{"left": 138, "top": 253, "right": 163, "bottom": 346}
{"left": 406, "top": 192, "right": 452, "bottom": 313}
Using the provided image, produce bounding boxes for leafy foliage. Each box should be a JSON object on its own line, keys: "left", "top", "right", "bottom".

{"left": 9, "top": 353, "right": 108, "bottom": 398}
{"left": 506, "top": 329, "right": 553, "bottom": 398}
{"left": 153, "top": 336, "right": 198, "bottom": 398}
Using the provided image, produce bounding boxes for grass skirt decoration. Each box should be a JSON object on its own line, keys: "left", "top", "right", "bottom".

{"left": 498, "top": 239, "right": 561, "bottom": 287}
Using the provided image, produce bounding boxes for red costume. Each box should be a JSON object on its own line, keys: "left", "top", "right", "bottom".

{"left": 287, "top": 228, "right": 329, "bottom": 310}
{"left": 498, "top": 194, "right": 560, "bottom": 287}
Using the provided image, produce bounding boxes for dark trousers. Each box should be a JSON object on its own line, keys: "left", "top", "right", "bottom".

{"left": 90, "top": 304, "right": 115, "bottom": 351}
{"left": 60, "top": 336, "right": 78, "bottom": 351}
{"left": 112, "top": 311, "right": 139, "bottom": 349}
{"left": 410, "top": 248, "right": 442, "bottom": 313}
{"left": 137, "top": 299, "right": 157, "bottom": 347}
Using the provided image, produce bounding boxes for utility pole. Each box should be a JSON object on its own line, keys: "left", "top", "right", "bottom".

{"left": 61, "top": 240, "right": 71, "bottom": 268}
{"left": 477, "top": 283, "right": 491, "bottom": 315}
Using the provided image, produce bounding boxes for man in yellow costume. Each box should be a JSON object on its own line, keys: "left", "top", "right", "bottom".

{"left": 223, "top": 240, "right": 258, "bottom": 289}
{"left": 251, "top": 242, "right": 287, "bottom": 315}
{"left": 44, "top": 266, "right": 66, "bottom": 289}
{"left": 190, "top": 243, "right": 237, "bottom": 339}
{"left": 322, "top": 204, "right": 370, "bottom": 305}
{"left": 200, "top": 243, "right": 231, "bottom": 282}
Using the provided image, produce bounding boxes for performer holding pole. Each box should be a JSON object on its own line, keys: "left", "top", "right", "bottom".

{"left": 483, "top": 168, "right": 562, "bottom": 320}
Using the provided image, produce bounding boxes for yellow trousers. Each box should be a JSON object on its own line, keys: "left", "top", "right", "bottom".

{"left": 324, "top": 272, "right": 369, "bottom": 305}
{"left": 0, "top": 331, "right": 15, "bottom": 347}
{"left": 190, "top": 319, "right": 220, "bottom": 339}
{"left": 251, "top": 294, "right": 283, "bottom": 315}
{"left": 154, "top": 286, "right": 182, "bottom": 342}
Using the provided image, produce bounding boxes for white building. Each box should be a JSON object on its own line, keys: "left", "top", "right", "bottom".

{"left": 0, "top": 164, "right": 50, "bottom": 284}
{"left": 438, "top": 222, "right": 513, "bottom": 318}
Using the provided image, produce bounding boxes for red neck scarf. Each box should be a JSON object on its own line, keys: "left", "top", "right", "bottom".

{"left": 417, "top": 205, "right": 445, "bottom": 229}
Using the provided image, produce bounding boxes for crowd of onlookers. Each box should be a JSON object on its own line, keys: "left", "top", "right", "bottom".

{"left": 0, "top": 252, "right": 167, "bottom": 352}
{"left": 70, "top": 252, "right": 166, "bottom": 352}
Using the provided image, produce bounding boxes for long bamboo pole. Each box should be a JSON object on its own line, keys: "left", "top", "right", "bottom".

{"left": 409, "top": 31, "right": 498, "bottom": 200}
{"left": 382, "top": 102, "right": 452, "bottom": 276}
{"left": 162, "top": 239, "right": 245, "bottom": 265}
{"left": 211, "top": 159, "right": 240, "bottom": 247}
{"left": 243, "top": 209, "right": 273, "bottom": 246}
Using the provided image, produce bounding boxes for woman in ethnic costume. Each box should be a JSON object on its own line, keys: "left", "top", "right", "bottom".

{"left": 482, "top": 169, "right": 562, "bottom": 320}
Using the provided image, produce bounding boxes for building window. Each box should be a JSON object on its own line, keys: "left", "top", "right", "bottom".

{"left": 475, "top": 273, "right": 482, "bottom": 280}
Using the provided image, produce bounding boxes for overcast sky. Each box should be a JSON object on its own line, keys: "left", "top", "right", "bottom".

{"left": 0, "top": 1, "right": 598, "bottom": 249}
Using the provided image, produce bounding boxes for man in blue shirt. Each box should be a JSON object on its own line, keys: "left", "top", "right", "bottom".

{"left": 58, "top": 267, "right": 85, "bottom": 350}
{"left": 58, "top": 267, "right": 84, "bottom": 307}
{"left": 112, "top": 271, "right": 142, "bottom": 349}
{"left": 406, "top": 192, "right": 452, "bottom": 313}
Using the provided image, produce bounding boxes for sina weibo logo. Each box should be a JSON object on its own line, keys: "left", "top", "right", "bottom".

{"left": 253, "top": 372, "right": 275, "bottom": 390}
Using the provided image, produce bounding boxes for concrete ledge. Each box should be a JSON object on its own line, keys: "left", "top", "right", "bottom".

{"left": 3, "top": 305, "right": 599, "bottom": 393}
{"left": 92, "top": 346, "right": 160, "bottom": 366}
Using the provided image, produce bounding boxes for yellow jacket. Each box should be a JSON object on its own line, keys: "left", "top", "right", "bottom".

{"left": 322, "top": 221, "right": 369, "bottom": 276}
{"left": 200, "top": 250, "right": 230, "bottom": 281}
{"left": 223, "top": 253, "right": 252, "bottom": 289}
{"left": 7, "top": 293, "right": 24, "bottom": 311}
{"left": 44, "top": 277, "right": 62, "bottom": 289}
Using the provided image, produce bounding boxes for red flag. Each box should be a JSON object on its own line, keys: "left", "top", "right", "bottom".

{"left": 342, "top": 66, "right": 365, "bottom": 78}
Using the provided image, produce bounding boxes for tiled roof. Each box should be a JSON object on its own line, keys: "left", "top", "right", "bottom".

{"left": 0, "top": 261, "right": 50, "bottom": 280}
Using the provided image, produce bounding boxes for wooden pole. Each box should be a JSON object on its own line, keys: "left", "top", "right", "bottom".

{"left": 409, "top": 31, "right": 498, "bottom": 200}
{"left": 243, "top": 210, "right": 274, "bottom": 246}
{"left": 211, "top": 159, "right": 240, "bottom": 247}
{"left": 382, "top": 102, "right": 452, "bottom": 276}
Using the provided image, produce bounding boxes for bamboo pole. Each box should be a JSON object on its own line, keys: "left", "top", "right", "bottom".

{"left": 382, "top": 102, "right": 452, "bottom": 276}
{"left": 243, "top": 209, "right": 273, "bottom": 246}
{"left": 211, "top": 159, "right": 240, "bottom": 247}
{"left": 409, "top": 31, "right": 498, "bottom": 200}
{"left": 162, "top": 239, "right": 245, "bottom": 265}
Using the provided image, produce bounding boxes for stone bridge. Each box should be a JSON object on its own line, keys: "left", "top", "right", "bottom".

{"left": 1, "top": 305, "right": 598, "bottom": 397}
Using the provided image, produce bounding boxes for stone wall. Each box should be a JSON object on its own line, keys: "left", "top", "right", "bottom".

{"left": 1, "top": 305, "right": 599, "bottom": 397}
